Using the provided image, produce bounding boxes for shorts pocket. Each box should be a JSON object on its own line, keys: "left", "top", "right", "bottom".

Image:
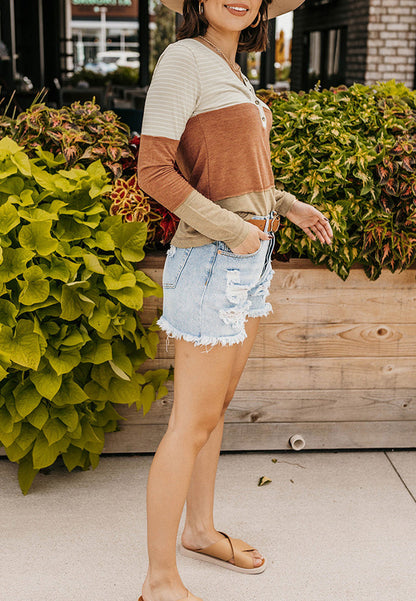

{"left": 217, "top": 239, "right": 264, "bottom": 259}
{"left": 163, "top": 245, "right": 193, "bottom": 289}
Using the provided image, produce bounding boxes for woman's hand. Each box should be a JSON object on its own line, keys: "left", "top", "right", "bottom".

{"left": 229, "top": 223, "right": 270, "bottom": 255}
{"left": 286, "top": 200, "right": 333, "bottom": 245}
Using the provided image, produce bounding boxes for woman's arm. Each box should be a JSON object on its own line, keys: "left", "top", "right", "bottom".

{"left": 137, "top": 43, "right": 251, "bottom": 249}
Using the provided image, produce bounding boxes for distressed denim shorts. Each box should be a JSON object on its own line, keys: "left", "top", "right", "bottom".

{"left": 157, "top": 211, "right": 277, "bottom": 351}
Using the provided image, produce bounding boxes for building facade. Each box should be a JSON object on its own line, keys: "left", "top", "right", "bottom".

{"left": 291, "top": 0, "right": 416, "bottom": 92}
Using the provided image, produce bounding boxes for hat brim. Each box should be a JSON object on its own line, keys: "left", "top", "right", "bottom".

{"left": 160, "top": 0, "right": 305, "bottom": 20}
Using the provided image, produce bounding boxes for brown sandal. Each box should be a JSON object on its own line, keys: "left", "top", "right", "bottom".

{"left": 180, "top": 531, "right": 267, "bottom": 574}
{"left": 138, "top": 591, "right": 203, "bottom": 601}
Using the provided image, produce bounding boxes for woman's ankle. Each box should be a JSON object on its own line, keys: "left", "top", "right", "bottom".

{"left": 142, "top": 572, "right": 187, "bottom": 601}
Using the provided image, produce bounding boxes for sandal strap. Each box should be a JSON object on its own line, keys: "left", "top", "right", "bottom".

{"left": 196, "top": 531, "right": 257, "bottom": 570}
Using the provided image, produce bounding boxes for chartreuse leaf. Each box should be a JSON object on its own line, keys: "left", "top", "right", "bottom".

{"left": 103, "top": 217, "right": 147, "bottom": 262}
{"left": 32, "top": 431, "right": 69, "bottom": 469}
{"left": 18, "top": 207, "right": 59, "bottom": 223}
{"left": 89, "top": 299, "right": 112, "bottom": 334}
{"left": 61, "top": 444, "right": 83, "bottom": 472}
{"left": 108, "top": 285, "right": 143, "bottom": 311}
{"left": 83, "top": 253, "right": 104, "bottom": 274}
{"left": 0, "top": 299, "right": 18, "bottom": 327}
{"left": 51, "top": 377, "right": 88, "bottom": 406}
{"left": 0, "top": 320, "right": 41, "bottom": 370}
{"left": 30, "top": 363, "right": 62, "bottom": 400}
{"left": 11, "top": 151, "right": 31, "bottom": 177}
{"left": 56, "top": 216, "right": 92, "bottom": 241}
{"left": 0, "top": 405, "right": 14, "bottom": 433}
{"left": 13, "top": 380, "right": 42, "bottom": 418}
{"left": 81, "top": 340, "right": 112, "bottom": 365}
{"left": 141, "top": 384, "right": 155, "bottom": 416}
{"left": 50, "top": 405, "right": 79, "bottom": 433}
{"left": 15, "top": 422, "right": 38, "bottom": 451}
{"left": 0, "top": 136, "right": 24, "bottom": 155}
{"left": 0, "top": 421, "right": 22, "bottom": 447}
{"left": 0, "top": 161, "right": 17, "bottom": 179}
{"left": 17, "top": 453, "right": 39, "bottom": 495}
{"left": 34, "top": 147, "right": 66, "bottom": 168}
{"left": 19, "top": 221, "right": 59, "bottom": 256}
{"left": 0, "top": 200, "right": 20, "bottom": 234}
{"left": 103, "top": 265, "right": 136, "bottom": 290}
{"left": 107, "top": 372, "right": 146, "bottom": 406}
{"left": 26, "top": 403, "right": 49, "bottom": 430}
{"left": 135, "top": 270, "right": 163, "bottom": 298}
{"left": 42, "top": 418, "right": 67, "bottom": 445}
{"left": 19, "top": 265, "right": 50, "bottom": 305}
{"left": 46, "top": 348, "right": 81, "bottom": 376}
{"left": 46, "top": 256, "right": 77, "bottom": 282}
{"left": 18, "top": 454, "right": 39, "bottom": 495}
{"left": 60, "top": 283, "right": 95, "bottom": 321}
{"left": 0, "top": 247, "right": 34, "bottom": 283}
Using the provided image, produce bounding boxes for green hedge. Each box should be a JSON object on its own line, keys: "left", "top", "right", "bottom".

{"left": 0, "top": 136, "right": 169, "bottom": 494}
{"left": 258, "top": 80, "right": 416, "bottom": 280}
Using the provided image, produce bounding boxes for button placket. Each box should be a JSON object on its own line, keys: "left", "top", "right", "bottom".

{"left": 242, "top": 77, "right": 267, "bottom": 128}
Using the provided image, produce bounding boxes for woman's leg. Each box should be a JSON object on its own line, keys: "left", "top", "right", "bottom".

{"left": 141, "top": 337, "right": 241, "bottom": 601}
{"left": 180, "top": 317, "right": 264, "bottom": 568}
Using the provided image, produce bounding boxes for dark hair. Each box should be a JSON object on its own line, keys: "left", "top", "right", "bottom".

{"left": 176, "top": 0, "right": 273, "bottom": 53}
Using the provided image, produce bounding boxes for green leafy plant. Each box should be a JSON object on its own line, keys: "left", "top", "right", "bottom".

{"left": 0, "top": 136, "right": 169, "bottom": 494}
{"left": 258, "top": 80, "right": 416, "bottom": 280}
{"left": 1, "top": 98, "right": 134, "bottom": 178}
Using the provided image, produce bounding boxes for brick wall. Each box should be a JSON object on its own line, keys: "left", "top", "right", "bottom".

{"left": 291, "top": 0, "right": 416, "bottom": 92}
{"left": 365, "top": 0, "right": 416, "bottom": 88}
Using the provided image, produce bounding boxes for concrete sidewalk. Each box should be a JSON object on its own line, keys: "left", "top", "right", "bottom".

{"left": 1, "top": 450, "right": 415, "bottom": 601}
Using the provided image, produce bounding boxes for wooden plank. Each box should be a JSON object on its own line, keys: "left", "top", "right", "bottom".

{"left": 109, "top": 387, "right": 416, "bottom": 424}
{"left": 102, "top": 420, "right": 416, "bottom": 452}
{"left": 140, "top": 288, "right": 416, "bottom": 324}
{"left": 139, "top": 255, "right": 416, "bottom": 289}
{"left": 140, "top": 357, "right": 416, "bottom": 390}
{"left": 150, "top": 323, "right": 416, "bottom": 359}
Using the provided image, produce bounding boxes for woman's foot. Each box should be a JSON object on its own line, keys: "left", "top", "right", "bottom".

{"left": 181, "top": 527, "right": 264, "bottom": 568}
{"left": 140, "top": 574, "right": 189, "bottom": 601}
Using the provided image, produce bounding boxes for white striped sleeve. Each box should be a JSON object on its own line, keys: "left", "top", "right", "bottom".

{"left": 140, "top": 42, "right": 201, "bottom": 141}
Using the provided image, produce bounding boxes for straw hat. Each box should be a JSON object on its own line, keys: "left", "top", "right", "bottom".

{"left": 160, "top": 0, "right": 305, "bottom": 20}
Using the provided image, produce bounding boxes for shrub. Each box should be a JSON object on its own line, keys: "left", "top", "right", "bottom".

{"left": 0, "top": 136, "right": 169, "bottom": 494}
{"left": 1, "top": 98, "right": 133, "bottom": 178}
{"left": 258, "top": 80, "right": 416, "bottom": 280}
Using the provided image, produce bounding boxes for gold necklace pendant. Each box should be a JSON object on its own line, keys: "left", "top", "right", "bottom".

{"left": 198, "top": 35, "right": 243, "bottom": 81}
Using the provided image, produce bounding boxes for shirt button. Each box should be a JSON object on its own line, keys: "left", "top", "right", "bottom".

{"left": 261, "top": 116, "right": 266, "bottom": 121}
{"left": 255, "top": 99, "right": 260, "bottom": 105}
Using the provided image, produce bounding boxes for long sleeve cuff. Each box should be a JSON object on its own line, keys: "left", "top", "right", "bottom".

{"left": 274, "top": 187, "right": 298, "bottom": 216}
{"left": 173, "top": 189, "right": 251, "bottom": 248}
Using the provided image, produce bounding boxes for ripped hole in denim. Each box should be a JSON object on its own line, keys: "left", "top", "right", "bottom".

{"left": 219, "top": 269, "right": 251, "bottom": 330}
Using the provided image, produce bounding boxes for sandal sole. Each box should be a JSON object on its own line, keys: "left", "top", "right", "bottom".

{"left": 179, "top": 545, "right": 267, "bottom": 574}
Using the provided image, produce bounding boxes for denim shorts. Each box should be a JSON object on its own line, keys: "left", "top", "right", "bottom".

{"left": 157, "top": 211, "right": 277, "bottom": 351}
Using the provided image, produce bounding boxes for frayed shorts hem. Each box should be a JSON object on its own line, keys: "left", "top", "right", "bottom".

{"left": 157, "top": 315, "right": 248, "bottom": 351}
{"left": 246, "top": 302, "right": 273, "bottom": 319}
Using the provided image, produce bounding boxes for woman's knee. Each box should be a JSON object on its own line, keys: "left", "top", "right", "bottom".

{"left": 167, "top": 413, "right": 221, "bottom": 451}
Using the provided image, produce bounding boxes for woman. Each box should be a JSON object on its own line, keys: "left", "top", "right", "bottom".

{"left": 137, "top": 1, "right": 333, "bottom": 599}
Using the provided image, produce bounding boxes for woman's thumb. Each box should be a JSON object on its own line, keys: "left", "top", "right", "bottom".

{"left": 259, "top": 229, "right": 271, "bottom": 240}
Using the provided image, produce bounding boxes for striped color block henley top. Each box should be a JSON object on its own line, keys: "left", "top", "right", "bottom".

{"left": 137, "top": 37, "right": 299, "bottom": 249}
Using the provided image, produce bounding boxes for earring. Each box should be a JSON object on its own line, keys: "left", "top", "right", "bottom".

{"left": 199, "top": 2, "right": 204, "bottom": 14}
{"left": 250, "top": 11, "right": 261, "bottom": 27}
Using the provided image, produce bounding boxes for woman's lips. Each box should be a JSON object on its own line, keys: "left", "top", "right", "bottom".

{"left": 224, "top": 4, "right": 249, "bottom": 16}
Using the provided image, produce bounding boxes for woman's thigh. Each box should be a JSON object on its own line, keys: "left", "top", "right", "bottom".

{"left": 223, "top": 316, "right": 261, "bottom": 408}
{"left": 168, "top": 337, "right": 239, "bottom": 436}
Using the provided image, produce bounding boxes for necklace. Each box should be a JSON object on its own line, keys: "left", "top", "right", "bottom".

{"left": 197, "top": 35, "right": 244, "bottom": 83}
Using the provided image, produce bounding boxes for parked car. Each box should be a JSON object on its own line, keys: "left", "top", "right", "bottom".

{"left": 84, "top": 51, "right": 140, "bottom": 74}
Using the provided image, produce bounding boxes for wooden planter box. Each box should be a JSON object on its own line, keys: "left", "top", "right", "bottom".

{"left": 102, "top": 252, "right": 416, "bottom": 453}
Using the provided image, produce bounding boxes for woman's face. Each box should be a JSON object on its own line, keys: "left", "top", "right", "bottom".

{"left": 202, "top": 0, "right": 263, "bottom": 33}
